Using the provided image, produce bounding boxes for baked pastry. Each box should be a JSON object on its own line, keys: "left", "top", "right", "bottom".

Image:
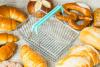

{"left": 94, "top": 8, "right": 100, "bottom": 27}
{"left": 0, "top": 17, "right": 18, "bottom": 31}
{"left": 56, "top": 55, "right": 91, "bottom": 67}
{"left": 56, "top": 2, "right": 92, "bottom": 30}
{"left": 0, "top": 5, "right": 27, "bottom": 31}
{"left": 0, "top": 33, "right": 18, "bottom": 45}
{"left": 55, "top": 45, "right": 100, "bottom": 67}
{"left": 79, "top": 27, "right": 100, "bottom": 50}
{"left": 0, "top": 61, "right": 23, "bottom": 67}
{"left": 69, "top": 45, "right": 100, "bottom": 65}
{"left": 27, "top": 0, "right": 53, "bottom": 18}
{"left": 20, "top": 45, "right": 47, "bottom": 67}
{"left": 0, "top": 5, "right": 27, "bottom": 23}
{"left": 0, "top": 42, "right": 17, "bottom": 61}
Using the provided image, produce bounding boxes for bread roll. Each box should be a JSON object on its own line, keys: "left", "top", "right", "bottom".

{"left": 79, "top": 27, "right": 100, "bottom": 50}
{"left": 27, "top": 0, "right": 53, "bottom": 18}
{"left": 0, "top": 42, "right": 17, "bottom": 61}
{"left": 20, "top": 45, "right": 47, "bottom": 67}
{"left": 0, "top": 33, "right": 18, "bottom": 45}
{"left": 0, "top": 61, "right": 23, "bottom": 67}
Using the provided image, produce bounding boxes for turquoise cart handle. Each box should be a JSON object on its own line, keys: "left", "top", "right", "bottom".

{"left": 31, "top": 5, "right": 63, "bottom": 33}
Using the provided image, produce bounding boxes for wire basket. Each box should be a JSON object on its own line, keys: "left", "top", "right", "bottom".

{"left": 18, "top": 9, "right": 79, "bottom": 61}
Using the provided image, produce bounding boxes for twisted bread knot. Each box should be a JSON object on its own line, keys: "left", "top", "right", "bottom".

{"left": 56, "top": 2, "right": 92, "bottom": 30}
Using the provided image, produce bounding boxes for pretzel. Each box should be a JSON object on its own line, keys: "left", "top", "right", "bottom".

{"left": 56, "top": 2, "right": 92, "bottom": 30}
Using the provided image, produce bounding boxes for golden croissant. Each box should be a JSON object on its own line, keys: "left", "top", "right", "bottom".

{"left": 0, "top": 33, "right": 18, "bottom": 45}
{"left": 69, "top": 45, "right": 100, "bottom": 65}
{"left": 79, "top": 27, "right": 100, "bottom": 50}
{"left": 0, "top": 5, "right": 27, "bottom": 31}
{"left": 56, "top": 45, "right": 100, "bottom": 67}
{"left": 0, "top": 18, "right": 18, "bottom": 31}
{"left": 0, "top": 42, "right": 17, "bottom": 62}
{"left": 20, "top": 45, "right": 47, "bottom": 67}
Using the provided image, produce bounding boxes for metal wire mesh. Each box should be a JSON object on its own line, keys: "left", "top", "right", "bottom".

{"left": 18, "top": 15, "right": 79, "bottom": 62}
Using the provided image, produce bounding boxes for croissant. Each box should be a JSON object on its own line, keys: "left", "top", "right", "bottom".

{"left": 0, "top": 18, "right": 18, "bottom": 31}
{"left": 79, "top": 27, "right": 100, "bottom": 50}
{"left": 56, "top": 45, "right": 100, "bottom": 67}
{"left": 56, "top": 55, "right": 90, "bottom": 67}
{"left": 20, "top": 45, "right": 47, "bottom": 67}
{"left": 0, "top": 5, "right": 27, "bottom": 23}
{"left": 0, "top": 33, "right": 18, "bottom": 45}
{"left": 0, "top": 42, "right": 17, "bottom": 62}
{"left": 69, "top": 45, "right": 100, "bottom": 65}
{"left": 0, "top": 5, "right": 27, "bottom": 31}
